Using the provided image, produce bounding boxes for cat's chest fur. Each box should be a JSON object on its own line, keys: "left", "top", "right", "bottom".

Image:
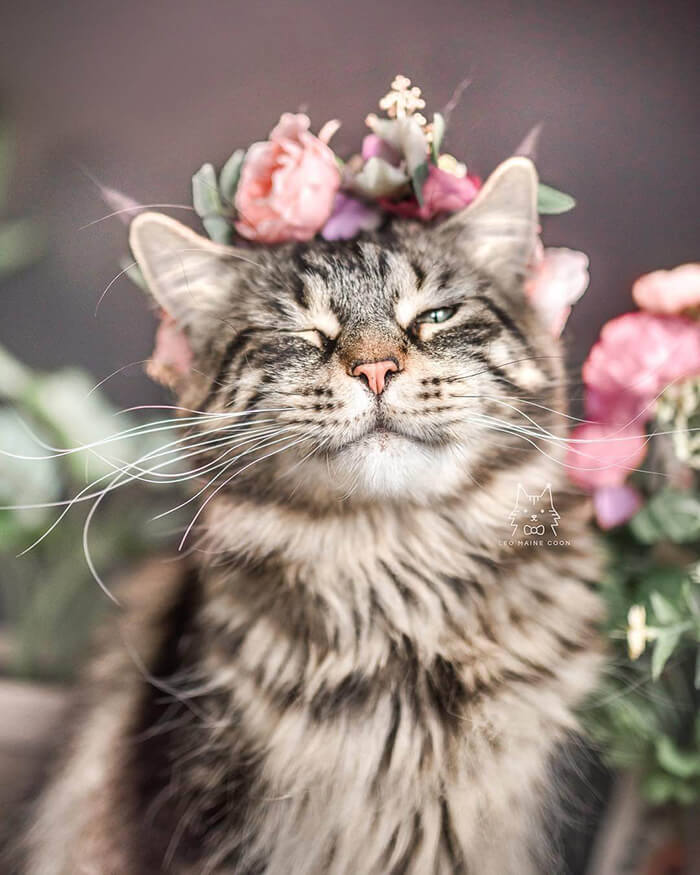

{"left": 119, "top": 496, "right": 601, "bottom": 875}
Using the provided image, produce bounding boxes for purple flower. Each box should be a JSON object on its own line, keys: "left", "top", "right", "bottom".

{"left": 361, "top": 134, "right": 401, "bottom": 166}
{"left": 321, "top": 192, "right": 383, "bottom": 241}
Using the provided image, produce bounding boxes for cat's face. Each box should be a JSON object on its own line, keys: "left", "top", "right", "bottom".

{"left": 130, "top": 158, "right": 563, "bottom": 504}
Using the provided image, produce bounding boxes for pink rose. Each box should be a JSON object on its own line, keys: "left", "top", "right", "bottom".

{"left": 632, "top": 263, "right": 700, "bottom": 315}
{"left": 582, "top": 312, "right": 700, "bottom": 425}
{"left": 525, "top": 246, "right": 590, "bottom": 335}
{"left": 566, "top": 422, "right": 648, "bottom": 490}
{"left": 381, "top": 165, "right": 481, "bottom": 221}
{"left": 234, "top": 114, "right": 340, "bottom": 244}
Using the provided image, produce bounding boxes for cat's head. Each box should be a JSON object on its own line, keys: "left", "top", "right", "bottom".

{"left": 129, "top": 157, "right": 563, "bottom": 506}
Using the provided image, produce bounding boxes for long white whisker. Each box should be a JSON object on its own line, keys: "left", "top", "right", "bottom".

{"left": 178, "top": 433, "right": 315, "bottom": 550}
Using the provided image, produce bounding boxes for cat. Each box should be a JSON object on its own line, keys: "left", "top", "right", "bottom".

{"left": 21, "top": 157, "right": 604, "bottom": 874}
{"left": 509, "top": 484, "right": 561, "bottom": 539}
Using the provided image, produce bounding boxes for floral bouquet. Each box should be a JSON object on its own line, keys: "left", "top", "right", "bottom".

{"left": 568, "top": 265, "right": 700, "bottom": 872}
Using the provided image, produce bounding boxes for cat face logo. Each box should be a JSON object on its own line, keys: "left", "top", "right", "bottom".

{"left": 508, "top": 484, "right": 560, "bottom": 538}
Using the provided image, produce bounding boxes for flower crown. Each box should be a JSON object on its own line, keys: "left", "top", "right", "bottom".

{"left": 117, "top": 75, "right": 590, "bottom": 378}
{"left": 190, "top": 75, "right": 576, "bottom": 247}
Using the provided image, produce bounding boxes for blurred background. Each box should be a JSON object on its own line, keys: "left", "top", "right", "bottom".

{"left": 1, "top": 0, "right": 699, "bottom": 871}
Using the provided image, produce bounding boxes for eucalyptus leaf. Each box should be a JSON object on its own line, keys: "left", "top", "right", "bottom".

{"left": 192, "top": 163, "right": 224, "bottom": 219}
{"left": 202, "top": 216, "right": 233, "bottom": 244}
{"left": 411, "top": 161, "right": 429, "bottom": 207}
{"left": 651, "top": 627, "right": 683, "bottom": 680}
{"left": 219, "top": 149, "right": 245, "bottom": 204}
{"left": 430, "top": 112, "right": 446, "bottom": 164}
{"left": 537, "top": 183, "right": 576, "bottom": 215}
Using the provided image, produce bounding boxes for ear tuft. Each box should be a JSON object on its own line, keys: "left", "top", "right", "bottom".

{"left": 441, "top": 157, "right": 538, "bottom": 285}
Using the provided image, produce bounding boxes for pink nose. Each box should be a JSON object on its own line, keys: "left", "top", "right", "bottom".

{"left": 351, "top": 359, "right": 399, "bottom": 395}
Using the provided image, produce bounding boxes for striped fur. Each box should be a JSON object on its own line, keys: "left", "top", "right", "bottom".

{"left": 23, "top": 160, "right": 604, "bottom": 874}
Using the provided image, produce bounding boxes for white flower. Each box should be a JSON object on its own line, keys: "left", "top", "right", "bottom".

{"left": 626, "top": 604, "right": 656, "bottom": 660}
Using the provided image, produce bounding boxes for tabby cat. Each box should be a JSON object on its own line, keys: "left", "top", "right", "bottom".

{"left": 23, "top": 158, "right": 603, "bottom": 874}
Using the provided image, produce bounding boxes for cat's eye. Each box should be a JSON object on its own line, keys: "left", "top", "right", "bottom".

{"left": 415, "top": 307, "right": 456, "bottom": 325}
{"left": 293, "top": 328, "right": 331, "bottom": 350}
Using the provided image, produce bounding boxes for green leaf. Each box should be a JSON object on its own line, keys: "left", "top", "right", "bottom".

{"left": 656, "top": 735, "right": 700, "bottom": 778}
{"left": 650, "top": 591, "right": 681, "bottom": 625}
{"left": 192, "top": 163, "right": 232, "bottom": 243}
{"left": 651, "top": 627, "right": 683, "bottom": 679}
{"left": 219, "top": 149, "right": 245, "bottom": 204}
{"left": 430, "top": 113, "right": 446, "bottom": 164}
{"left": 411, "top": 161, "right": 429, "bottom": 206}
{"left": 192, "top": 162, "right": 222, "bottom": 216}
{"left": 537, "top": 183, "right": 576, "bottom": 215}
{"left": 630, "top": 489, "right": 700, "bottom": 544}
{"left": 0, "top": 218, "right": 43, "bottom": 278}
{"left": 695, "top": 647, "right": 700, "bottom": 690}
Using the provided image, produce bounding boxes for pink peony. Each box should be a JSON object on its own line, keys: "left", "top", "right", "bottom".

{"left": 234, "top": 114, "right": 340, "bottom": 244}
{"left": 582, "top": 312, "right": 700, "bottom": 426}
{"left": 632, "top": 263, "right": 700, "bottom": 315}
{"left": 566, "top": 422, "right": 648, "bottom": 490}
{"left": 381, "top": 165, "right": 481, "bottom": 221}
{"left": 525, "top": 246, "right": 590, "bottom": 335}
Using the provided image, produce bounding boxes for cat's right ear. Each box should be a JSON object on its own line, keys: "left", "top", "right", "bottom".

{"left": 129, "top": 212, "right": 252, "bottom": 337}
{"left": 438, "top": 157, "right": 538, "bottom": 288}
{"left": 129, "top": 213, "right": 254, "bottom": 386}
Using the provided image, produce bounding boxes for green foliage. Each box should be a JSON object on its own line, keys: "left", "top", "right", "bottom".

{"left": 0, "top": 347, "right": 182, "bottom": 681}
{"left": 630, "top": 489, "right": 700, "bottom": 544}
{"left": 0, "top": 123, "right": 43, "bottom": 279}
{"left": 583, "top": 497, "right": 700, "bottom": 807}
{"left": 537, "top": 182, "right": 576, "bottom": 215}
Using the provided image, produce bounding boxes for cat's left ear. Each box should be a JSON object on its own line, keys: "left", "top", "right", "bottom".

{"left": 439, "top": 157, "right": 538, "bottom": 287}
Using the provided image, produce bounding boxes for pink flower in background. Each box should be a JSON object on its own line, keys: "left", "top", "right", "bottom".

{"left": 146, "top": 312, "right": 192, "bottom": 387}
{"left": 566, "top": 422, "right": 648, "bottom": 490}
{"left": 382, "top": 165, "right": 481, "bottom": 221}
{"left": 582, "top": 312, "right": 700, "bottom": 425}
{"left": 234, "top": 114, "right": 340, "bottom": 244}
{"left": 525, "top": 246, "right": 590, "bottom": 335}
{"left": 593, "top": 485, "right": 644, "bottom": 530}
{"left": 632, "top": 263, "right": 700, "bottom": 315}
{"left": 321, "top": 193, "right": 383, "bottom": 240}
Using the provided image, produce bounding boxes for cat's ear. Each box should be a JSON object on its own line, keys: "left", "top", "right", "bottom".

{"left": 440, "top": 157, "right": 538, "bottom": 286}
{"left": 129, "top": 212, "right": 249, "bottom": 335}
{"left": 129, "top": 213, "right": 252, "bottom": 386}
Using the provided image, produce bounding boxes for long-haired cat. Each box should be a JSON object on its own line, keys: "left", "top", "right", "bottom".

{"left": 22, "top": 158, "right": 603, "bottom": 874}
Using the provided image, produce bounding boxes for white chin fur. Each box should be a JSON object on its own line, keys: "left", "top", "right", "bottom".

{"left": 323, "top": 433, "right": 464, "bottom": 501}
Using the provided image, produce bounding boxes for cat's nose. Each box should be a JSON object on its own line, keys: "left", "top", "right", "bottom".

{"left": 350, "top": 358, "right": 399, "bottom": 395}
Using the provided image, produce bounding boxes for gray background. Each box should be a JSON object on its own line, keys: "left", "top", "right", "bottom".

{"left": 1, "top": 0, "right": 698, "bottom": 408}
